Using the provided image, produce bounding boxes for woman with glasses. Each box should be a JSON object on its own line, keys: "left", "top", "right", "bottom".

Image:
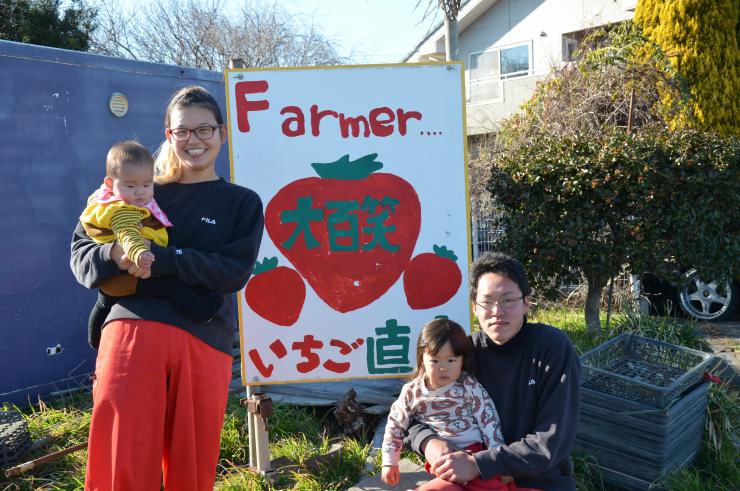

{"left": 71, "top": 85, "right": 264, "bottom": 490}
{"left": 407, "top": 252, "right": 581, "bottom": 491}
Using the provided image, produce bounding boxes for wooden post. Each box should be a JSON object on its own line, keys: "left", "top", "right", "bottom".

{"left": 242, "top": 392, "right": 272, "bottom": 473}
{"left": 245, "top": 387, "right": 256, "bottom": 469}
{"left": 471, "top": 197, "right": 479, "bottom": 260}
{"left": 606, "top": 276, "right": 615, "bottom": 330}
{"left": 627, "top": 87, "right": 635, "bottom": 133}
{"left": 228, "top": 58, "right": 246, "bottom": 69}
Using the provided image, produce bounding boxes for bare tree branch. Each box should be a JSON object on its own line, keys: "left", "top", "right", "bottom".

{"left": 415, "top": 0, "right": 460, "bottom": 22}
{"left": 90, "top": 0, "right": 347, "bottom": 69}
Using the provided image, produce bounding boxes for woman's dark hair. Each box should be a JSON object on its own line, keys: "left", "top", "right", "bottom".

{"left": 163, "top": 85, "right": 224, "bottom": 127}
{"left": 156, "top": 85, "right": 224, "bottom": 184}
{"left": 415, "top": 318, "right": 474, "bottom": 378}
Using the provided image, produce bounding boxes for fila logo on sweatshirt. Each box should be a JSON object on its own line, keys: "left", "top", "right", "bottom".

{"left": 201, "top": 217, "right": 217, "bottom": 225}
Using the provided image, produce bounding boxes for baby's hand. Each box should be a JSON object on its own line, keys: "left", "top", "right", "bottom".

{"left": 134, "top": 264, "right": 152, "bottom": 280}
{"left": 381, "top": 465, "right": 400, "bottom": 486}
{"left": 136, "top": 251, "right": 155, "bottom": 269}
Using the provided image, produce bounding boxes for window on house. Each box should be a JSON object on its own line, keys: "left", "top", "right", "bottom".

{"left": 500, "top": 45, "right": 529, "bottom": 78}
{"left": 468, "top": 42, "right": 531, "bottom": 103}
{"left": 562, "top": 29, "right": 590, "bottom": 62}
{"left": 562, "top": 22, "right": 628, "bottom": 62}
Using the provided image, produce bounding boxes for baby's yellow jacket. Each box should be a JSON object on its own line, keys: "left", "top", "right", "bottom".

{"left": 80, "top": 200, "right": 168, "bottom": 265}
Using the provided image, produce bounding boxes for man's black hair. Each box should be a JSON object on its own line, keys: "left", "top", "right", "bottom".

{"left": 469, "top": 252, "right": 531, "bottom": 300}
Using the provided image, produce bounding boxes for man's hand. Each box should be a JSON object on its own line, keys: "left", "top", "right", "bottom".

{"left": 429, "top": 451, "right": 480, "bottom": 484}
{"left": 381, "top": 465, "right": 400, "bottom": 486}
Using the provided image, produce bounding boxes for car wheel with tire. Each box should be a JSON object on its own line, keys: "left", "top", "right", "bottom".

{"left": 678, "top": 269, "right": 739, "bottom": 322}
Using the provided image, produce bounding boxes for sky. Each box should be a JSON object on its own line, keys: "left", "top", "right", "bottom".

{"left": 96, "top": 0, "right": 444, "bottom": 64}
{"left": 278, "top": 0, "right": 443, "bottom": 63}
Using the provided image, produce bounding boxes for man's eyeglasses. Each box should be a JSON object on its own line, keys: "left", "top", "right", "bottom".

{"left": 474, "top": 297, "right": 523, "bottom": 312}
{"left": 167, "top": 125, "right": 222, "bottom": 142}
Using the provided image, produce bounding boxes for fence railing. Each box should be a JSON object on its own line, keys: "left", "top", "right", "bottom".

{"left": 471, "top": 209, "right": 505, "bottom": 260}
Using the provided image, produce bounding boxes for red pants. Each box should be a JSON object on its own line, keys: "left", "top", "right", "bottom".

{"left": 85, "top": 319, "right": 233, "bottom": 491}
{"left": 418, "top": 443, "right": 540, "bottom": 491}
{"left": 418, "top": 475, "right": 510, "bottom": 491}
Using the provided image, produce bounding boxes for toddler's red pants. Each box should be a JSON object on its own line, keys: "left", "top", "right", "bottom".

{"left": 85, "top": 319, "right": 232, "bottom": 491}
{"left": 419, "top": 442, "right": 541, "bottom": 491}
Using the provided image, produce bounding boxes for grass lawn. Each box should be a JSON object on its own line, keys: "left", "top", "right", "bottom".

{"left": 1, "top": 309, "right": 737, "bottom": 490}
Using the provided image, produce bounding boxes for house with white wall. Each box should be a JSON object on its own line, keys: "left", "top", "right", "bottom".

{"left": 405, "top": 0, "right": 637, "bottom": 135}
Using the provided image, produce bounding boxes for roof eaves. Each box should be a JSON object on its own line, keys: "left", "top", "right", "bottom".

{"left": 401, "top": 18, "right": 444, "bottom": 62}
{"left": 402, "top": 0, "right": 496, "bottom": 62}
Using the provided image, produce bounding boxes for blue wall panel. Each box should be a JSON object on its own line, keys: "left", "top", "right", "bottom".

{"left": 0, "top": 41, "right": 228, "bottom": 404}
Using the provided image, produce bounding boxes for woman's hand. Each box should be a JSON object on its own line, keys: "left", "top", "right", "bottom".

{"left": 125, "top": 261, "right": 152, "bottom": 279}
{"left": 111, "top": 242, "right": 153, "bottom": 278}
{"left": 110, "top": 242, "right": 132, "bottom": 270}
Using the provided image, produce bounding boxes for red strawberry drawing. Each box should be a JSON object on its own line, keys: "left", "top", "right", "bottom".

{"left": 245, "top": 257, "right": 306, "bottom": 326}
{"left": 404, "top": 245, "right": 462, "bottom": 309}
{"left": 265, "top": 154, "right": 421, "bottom": 313}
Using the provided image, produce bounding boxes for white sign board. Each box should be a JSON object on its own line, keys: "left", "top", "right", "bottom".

{"left": 226, "top": 63, "right": 470, "bottom": 385}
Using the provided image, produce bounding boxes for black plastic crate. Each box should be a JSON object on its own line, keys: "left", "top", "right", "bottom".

{"left": 0, "top": 410, "right": 32, "bottom": 468}
{"left": 580, "top": 333, "right": 715, "bottom": 408}
{"left": 577, "top": 382, "right": 709, "bottom": 488}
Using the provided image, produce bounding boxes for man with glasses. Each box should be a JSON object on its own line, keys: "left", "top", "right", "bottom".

{"left": 408, "top": 252, "right": 580, "bottom": 490}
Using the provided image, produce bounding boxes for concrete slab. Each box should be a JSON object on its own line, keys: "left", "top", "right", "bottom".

{"left": 348, "top": 458, "right": 430, "bottom": 491}
{"left": 698, "top": 321, "right": 739, "bottom": 387}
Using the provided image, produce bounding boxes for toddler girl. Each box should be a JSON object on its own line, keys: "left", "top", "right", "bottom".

{"left": 382, "top": 318, "right": 514, "bottom": 491}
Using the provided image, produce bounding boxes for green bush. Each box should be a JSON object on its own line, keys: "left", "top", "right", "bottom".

{"left": 490, "top": 126, "right": 739, "bottom": 331}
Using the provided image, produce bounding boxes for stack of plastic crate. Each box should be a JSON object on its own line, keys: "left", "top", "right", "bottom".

{"left": 576, "top": 334, "right": 716, "bottom": 490}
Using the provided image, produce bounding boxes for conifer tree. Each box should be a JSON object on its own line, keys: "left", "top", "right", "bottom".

{"left": 0, "top": 0, "right": 97, "bottom": 51}
{"left": 634, "top": 0, "right": 740, "bottom": 136}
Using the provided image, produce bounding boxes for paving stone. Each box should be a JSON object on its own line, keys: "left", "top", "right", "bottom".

{"left": 347, "top": 458, "right": 429, "bottom": 491}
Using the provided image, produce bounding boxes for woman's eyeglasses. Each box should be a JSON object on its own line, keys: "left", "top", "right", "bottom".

{"left": 167, "top": 125, "right": 222, "bottom": 141}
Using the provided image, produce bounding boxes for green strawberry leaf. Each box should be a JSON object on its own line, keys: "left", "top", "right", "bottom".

{"left": 433, "top": 245, "right": 458, "bottom": 261}
{"left": 252, "top": 256, "right": 278, "bottom": 275}
{"left": 311, "top": 153, "right": 383, "bottom": 180}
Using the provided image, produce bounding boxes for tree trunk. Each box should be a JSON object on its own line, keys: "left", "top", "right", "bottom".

{"left": 585, "top": 273, "right": 608, "bottom": 334}
{"left": 444, "top": 16, "right": 459, "bottom": 61}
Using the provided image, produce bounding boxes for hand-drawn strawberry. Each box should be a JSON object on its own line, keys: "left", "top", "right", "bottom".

{"left": 245, "top": 257, "right": 306, "bottom": 326}
{"left": 403, "top": 245, "right": 462, "bottom": 309}
{"left": 265, "top": 154, "right": 421, "bottom": 313}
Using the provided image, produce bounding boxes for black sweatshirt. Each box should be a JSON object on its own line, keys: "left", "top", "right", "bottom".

{"left": 408, "top": 322, "right": 581, "bottom": 490}
{"left": 70, "top": 178, "right": 264, "bottom": 355}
